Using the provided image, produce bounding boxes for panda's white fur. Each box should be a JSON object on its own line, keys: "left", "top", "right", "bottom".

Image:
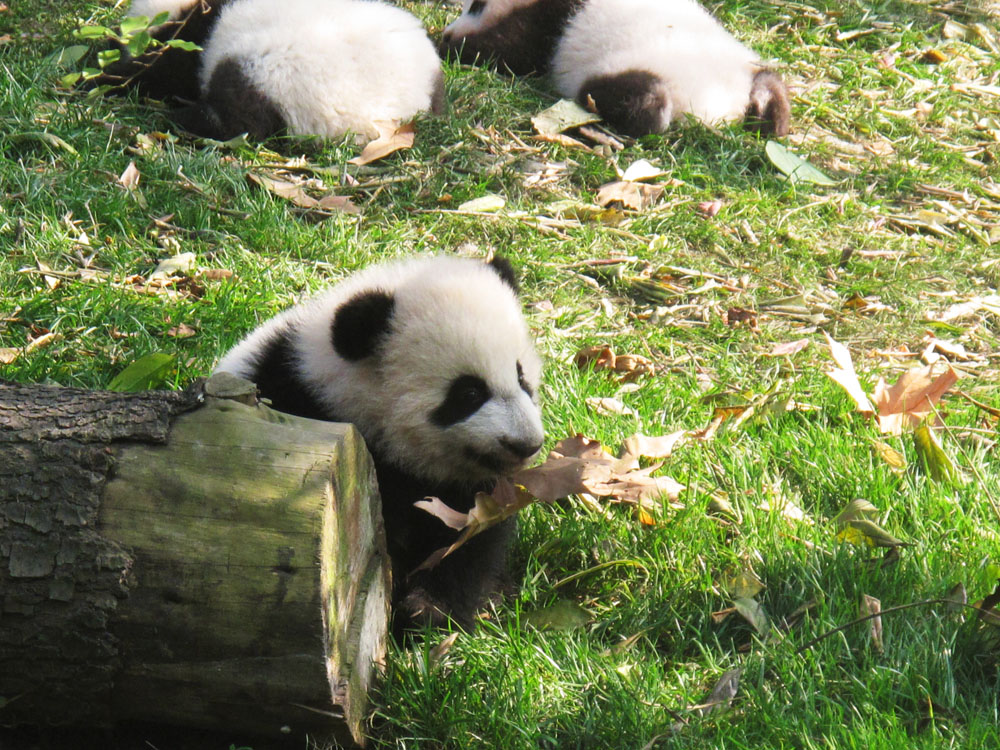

{"left": 442, "top": 0, "right": 790, "bottom": 137}
{"left": 103, "top": 0, "right": 443, "bottom": 142}
{"left": 216, "top": 255, "right": 543, "bottom": 486}
{"left": 215, "top": 255, "right": 543, "bottom": 630}
{"left": 196, "top": 0, "right": 444, "bottom": 141}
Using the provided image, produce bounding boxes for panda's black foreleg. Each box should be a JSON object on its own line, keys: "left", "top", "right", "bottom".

{"left": 745, "top": 70, "right": 791, "bottom": 136}
{"left": 397, "top": 518, "right": 516, "bottom": 634}
{"left": 171, "top": 57, "right": 286, "bottom": 141}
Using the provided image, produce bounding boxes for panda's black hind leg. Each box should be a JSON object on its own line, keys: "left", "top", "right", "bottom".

{"left": 577, "top": 69, "right": 670, "bottom": 137}
{"left": 395, "top": 519, "right": 516, "bottom": 636}
{"left": 171, "top": 57, "right": 286, "bottom": 141}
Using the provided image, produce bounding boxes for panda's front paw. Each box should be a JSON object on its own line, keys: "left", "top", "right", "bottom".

{"left": 400, "top": 587, "right": 470, "bottom": 631}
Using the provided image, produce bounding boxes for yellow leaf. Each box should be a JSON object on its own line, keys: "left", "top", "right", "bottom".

{"left": 824, "top": 332, "right": 875, "bottom": 414}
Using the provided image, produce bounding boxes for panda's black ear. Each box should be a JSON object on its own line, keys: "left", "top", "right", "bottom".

{"left": 487, "top": 256, "right": 520, "bottom": 294}
{"left": 331, "top": 290, "right": 395, "bottom": 361}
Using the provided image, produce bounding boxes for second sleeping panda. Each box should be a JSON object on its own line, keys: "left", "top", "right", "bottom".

{"left": 441, "top": 0, "right": 791, "bottom": 137}
{"left": 103, "top": 0, "right": 444, "bottom": 141}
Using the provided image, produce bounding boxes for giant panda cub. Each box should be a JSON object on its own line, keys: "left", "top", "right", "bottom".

{"left": 441, "top": 0, "right": 791, "bottom": 137}
{"left": 215, "top": 256, "right": 544, "bottom": 631}
{"left": 95, "top": 0, "right": 445, "bottom": 142}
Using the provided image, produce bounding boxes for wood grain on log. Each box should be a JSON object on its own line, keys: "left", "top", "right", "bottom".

{"left": 0, "top": 377, "right": 389, "bottom": 746}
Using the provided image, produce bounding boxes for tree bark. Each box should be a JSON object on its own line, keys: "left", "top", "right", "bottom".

{"left": 0, "top": 375, "right": 389, "bottom": 747}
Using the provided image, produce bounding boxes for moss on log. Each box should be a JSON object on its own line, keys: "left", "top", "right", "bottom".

{"left": 0, "top": 376, "right": 389, "bottom": 746}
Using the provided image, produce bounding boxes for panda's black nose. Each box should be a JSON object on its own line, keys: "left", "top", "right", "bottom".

{"left": 500, "top": 437, "right": 543, "bottom": 459}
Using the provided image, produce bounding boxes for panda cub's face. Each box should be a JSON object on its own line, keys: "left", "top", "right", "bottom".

{"left": 331, "top": 259, "right": 544, "bottom": 486}
{"left": 443, "top": 0, "right": 530, "bottom": 39}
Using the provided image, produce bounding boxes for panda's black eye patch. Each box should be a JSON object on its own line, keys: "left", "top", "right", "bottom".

{"left": 516, "top": 361, "right": 533, "bottom": 397}
{"left": 431, "top": 375, "right": 491, "bottom": 426}
{"left": 468, "top": 0, "right": 486, "bottom": 15}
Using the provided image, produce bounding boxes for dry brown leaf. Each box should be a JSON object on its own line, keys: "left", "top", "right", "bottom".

{"left": 620, "top": 159, "right": 667, "bottom": 182}
{"left": 428, "top": 632, "right": 460, "bottom": 665}
{"left": 414, "top": 480, "right": 534, "bottom": 570}
{"left": 574, "top": 345, "right": 655, "bottom": 381}
{"left": 923, "top": 336, "right": 973, "bottom": 362}
{"left": 621, "top": 431, "right": 688, "bottom": 461}
{"left": 314, "top": 194, "right": 361, "bottom": 215}
{"left": 412, "top": 497, "right": 469, "bottom": 531}
{"left": 118, "top": 160, "right": 140, "bottom": 190}
{"left": 0, "top": 331, "right": 58, "bottom": 364}
{"left": 872, "top": 365, "right": 958, "bottom": 435}
{"left": 36, "top": 261, "right": 60, "bottom": 291}
{"left": 575, "top": 345, "right": 616, "bottom": 370}
{"left": 247, "top": 172, "right": 318, "bottom": 208}
{"left": 416, "top": 432, "right": 688, "bottom": 568}
{"left": 514, "top": 456, "right": 616, "bottom": 502}
{"left": 725, "top": 307, "right": 759, "bottom": 330}
{"left": 247, "top": 172, "right": 359, "bottom": 215}
{"left": 698, "top": 199, "right": 723, "bottom": 217}
{"left": 551, "top": 434, "right": 610, "bottom": 461}
{"left": 766, "top": 338, "right": 810, "bottom": 357}
{"left": 348, "top": 120, "right": 415, "bottom": 166}
{"left": 596, "top": 181, "right": 664, "bottom": 211}
{"left": 586, "top": 396, "right": 638, "bottom": 418}
{"left": 531, "top": 132, "right": 592, "bottom": 151}
{"left": 824, "top": 332, "right": 875, "bottom": 415}
{"left": 860, "top": 594, "right": 883, "bottom": 651}
{"left": 165, "top": 323, "right": 196, "bottom": 338}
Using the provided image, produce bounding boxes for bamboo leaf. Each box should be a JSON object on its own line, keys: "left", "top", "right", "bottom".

{"left": 108, "top": 353, "right": 176, "bottom": 392}
{"left": 765, "top": 141, "right": 837, "bottom": 186}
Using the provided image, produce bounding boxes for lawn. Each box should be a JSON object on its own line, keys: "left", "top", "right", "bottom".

{"left": 1, "top": 0, "right": 999, "bottom": 748}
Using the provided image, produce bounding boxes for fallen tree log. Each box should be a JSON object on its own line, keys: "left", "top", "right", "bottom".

{"left": 0, "top": 374, "right": 389, "bottom": 747}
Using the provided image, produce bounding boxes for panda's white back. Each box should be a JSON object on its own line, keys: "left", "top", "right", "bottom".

{"left": 552, "top": 0, "right": 761, "bottom": 127}
{"left": 199, "top": 0, "right": 442, "bottom": 140}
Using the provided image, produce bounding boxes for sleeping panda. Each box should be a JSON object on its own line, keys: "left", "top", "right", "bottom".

{"left": 94, "top": 0, "right": 446, "bottom": 142}
{"left": 440, "top": 0, "right": 791, "bottom": 137}
{"left": 214, "top": 255, "right": 544, "bottom": 632}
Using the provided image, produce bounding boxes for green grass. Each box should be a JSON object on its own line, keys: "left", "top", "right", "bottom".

{"left": 2, "top": 0, "right": 999, "bottom": 748}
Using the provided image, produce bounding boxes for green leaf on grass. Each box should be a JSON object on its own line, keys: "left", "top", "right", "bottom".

{"left": 73, "top": 25, "right": 114, "bottom": 40}
{"left": 119, "top": 15, "right": 151, "bottom": 35}
{"left": 832, "top": 498, "right": 879, "bottom": 527}
{"left": 126, "top": 30, "right": 153, "bottom": 57}
{"left": 47, "top": 45, "right": 90, "bottom": 69}
{"left": 913, "top": 420, "right": 959, "bottom": 484}
{"left": 765, "top": 141, "right": 837, "bottom": 186}
{"left": 108, "top": 353, "right": 175, "bottom": 392}
{"left": 838, "top": 519, "right": 909, "bottom": 548}
{"left": 733, "top": 597, "right": 770, "bottom": 636}
{"left": 10, "top": 131, "right": 79, "bottom": 156}
{"left": 165, "top": 39, "right": 202, "bottom": 51}
{"left": 458, "top": 194, "right": 505, "bottom": 213}
{"left": 524, "top": 600, "right": 592, "bottom": 631}
{"left": 97, "top": 48, "right": 121, "bottom": 68}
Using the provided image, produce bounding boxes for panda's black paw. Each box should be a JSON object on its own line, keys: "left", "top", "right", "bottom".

{"left": 399, "top": 587, "right": 473, "bottom": 632}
